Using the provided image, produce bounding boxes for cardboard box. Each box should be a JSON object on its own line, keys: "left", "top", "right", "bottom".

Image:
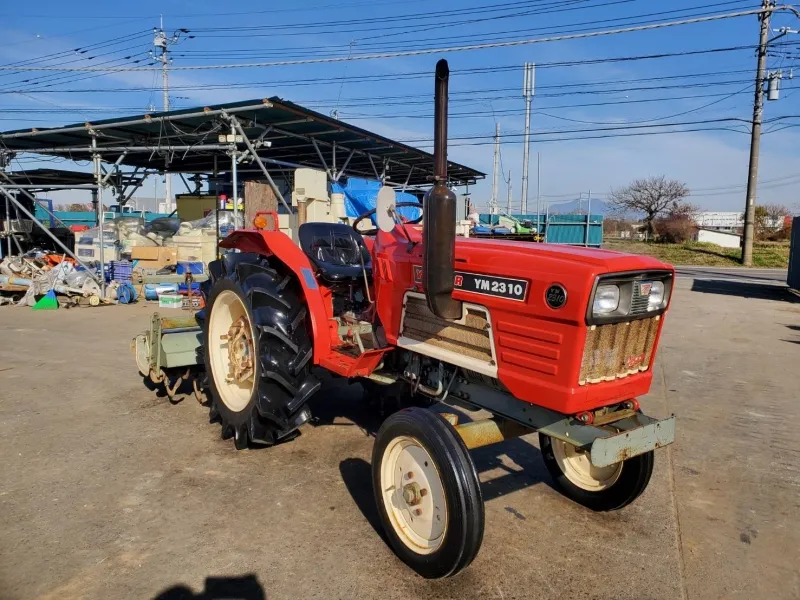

{"left": 131, "top": 246, "right": 177, "bottom": 261}
{"left": 131, "top": 246, "right": 177, "bottom": 270}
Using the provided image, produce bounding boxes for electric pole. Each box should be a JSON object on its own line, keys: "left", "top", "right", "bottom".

{"left": 742, "top": 0, "right": 774, "bottom": 266}
{"left": 491, "top": 123, "right": 500, "bottom": 215}
{"left": 152, "top": 20, "right": 191, "bottom": 213}
{"left": 742, "top": 2, "right": 797, "bottom": 265}
{"left": 521, "top": 63, "right": 535, "bottom": 215}
{"left": 506, "top": 169, "right": 512, "bottom": 213}
{"left": 536, "top": 151, "right": 541, "bottom": 226}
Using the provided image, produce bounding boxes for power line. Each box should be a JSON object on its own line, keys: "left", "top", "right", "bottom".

{"left": 182, "top": 0, "right": 749, "bottom": 47}
{"left": 0, "top": 71, "right": 763, "bottom": 96}
{"left": 0, "top": 30, "right": 150, "bottom": 71}
{"left": 190, "top": 0, "right": 590, "bottom": 33}
{"left": 0, "top": 43, "right": 769, "bottom": 95}
{"left": 0, "top": 6, "right": 781, "bottom": 72}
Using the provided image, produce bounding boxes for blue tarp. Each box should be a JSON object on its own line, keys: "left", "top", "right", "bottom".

{"left": 332, "top": 177, "right": 421, "bottom": 225}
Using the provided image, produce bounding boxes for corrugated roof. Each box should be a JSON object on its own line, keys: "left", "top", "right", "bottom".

{"left": 0, "top": 97, "right": 484, "bottom": 187}
{"left": 2, "top": 168, "right": 95, "bottom": 189}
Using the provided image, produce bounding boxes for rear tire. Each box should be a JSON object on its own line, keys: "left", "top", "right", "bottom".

{"left": 202, "top": 253, "right": 320, "bottom": 449}
{"left": 539, "top": 433, "right": 653, "bottom": 511}
{"left": 372, "top": 408, "right": 484, "bottom": 578}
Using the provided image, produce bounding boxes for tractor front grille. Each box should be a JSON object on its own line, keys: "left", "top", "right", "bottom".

{"left": 629, "top": 280, "right": 652, "bottom": 315}
{"left": 401, "top": 295, "right": 493, "bottom": 363}
{"left": 579, "top": 316, "right": 660, "bottom": 385}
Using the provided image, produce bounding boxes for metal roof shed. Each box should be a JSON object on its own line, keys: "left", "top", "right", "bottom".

{"left": 0, "top": 97, "right": 484, "bottom": 188}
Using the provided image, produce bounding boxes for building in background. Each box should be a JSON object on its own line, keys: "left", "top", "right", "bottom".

{"left": 693, "top": 228, "right": 742, "bottom": 249}
{"left": 693, "top": 211, "right": 787, "bottom": 232}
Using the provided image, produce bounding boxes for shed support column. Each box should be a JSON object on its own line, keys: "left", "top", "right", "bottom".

{"left": 91, "top": 190, "right": 99, "bottom": 225}
{"left": 230, "top": 116, "right": 292, "bottom": 214}
{"left": 334, "top": 150, "right": 355, "bottom": 183}
{"left": 91, "top": 134, "right": 106, "bottom": 295}
{"left": 230, "top": 119, "right": 239, "bottom": 229}
{"left": 4, "top": 192, "right": 11, "bottom": 258}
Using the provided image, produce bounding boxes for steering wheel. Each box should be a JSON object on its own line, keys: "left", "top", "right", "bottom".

{"left": 352, "top": 202, "right": 424, "bottom": 236}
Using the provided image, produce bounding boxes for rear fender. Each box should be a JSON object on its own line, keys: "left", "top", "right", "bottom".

{"left": 220, "top": 230, "right": 334, "bottom": 362}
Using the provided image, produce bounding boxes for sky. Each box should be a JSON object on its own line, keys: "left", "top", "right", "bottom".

{"left": 0, "top": 0, "right": 799, "bottom": 214}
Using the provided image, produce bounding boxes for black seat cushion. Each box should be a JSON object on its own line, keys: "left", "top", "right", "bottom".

{"left": 298, "top": 222, "right": 372, "bottom": 283}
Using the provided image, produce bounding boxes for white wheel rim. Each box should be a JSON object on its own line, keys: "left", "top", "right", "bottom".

{"left": 551, "top": 438, "right": 623, "bottom": 491}
{"left": 379, "top": 436, "right": 448, "bottom": 555}
{"left": 208, "top": 290, "right": 256, "bottom": 412}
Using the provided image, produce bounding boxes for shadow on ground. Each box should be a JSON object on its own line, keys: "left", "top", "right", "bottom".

{"left": 153, "top": 574, "right": 266, "bottom": 599}
{"left": 675, "top": 268, "right": 786, "bottom": 283}
{"left": 329, "top": 377, "right": 551, "bottom": 539}
{"left": 691, "top": 279, "right": 796, "bottom": 302}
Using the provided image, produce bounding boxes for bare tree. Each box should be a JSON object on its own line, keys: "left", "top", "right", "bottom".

{"left": 608, "top": 176, "right": 690, "bottom": 235}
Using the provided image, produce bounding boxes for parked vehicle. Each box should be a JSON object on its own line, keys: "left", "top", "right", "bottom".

{"left": 133, "top": 60, "right": 676, "bottom": 579}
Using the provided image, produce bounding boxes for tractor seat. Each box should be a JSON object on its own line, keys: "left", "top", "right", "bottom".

{"left": 298, "top": 222, "right": 372, "bottom": 283}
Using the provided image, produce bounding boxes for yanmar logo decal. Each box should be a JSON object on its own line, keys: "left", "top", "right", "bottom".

{"left": 626, "top": 353, "right": 646, "bottom": 369}
{"left": 411, "top": 265, "right": 529, "bottom": 302}
{"left": 453, "top": 271, "right": 528, "bottom": 302}
{"left": 413, "top": 265, "right": 423, "bottom": 284}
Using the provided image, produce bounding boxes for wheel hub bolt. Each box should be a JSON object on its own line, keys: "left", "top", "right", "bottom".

{"left": 414, "top": 508, "right": 423, "bottom": 516}
{"left": 402, "top": 482, "right": 423, "bottom": 506}
{"left": 406, "top": 471, "right": 414, "bottom": 480}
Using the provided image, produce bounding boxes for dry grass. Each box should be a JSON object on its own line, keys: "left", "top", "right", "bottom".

{"left": 603, "top": 239, "right": 790, "bottom": 268}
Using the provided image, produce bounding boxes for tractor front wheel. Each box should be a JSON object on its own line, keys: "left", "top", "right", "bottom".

{"left": 539, "top": 433, "right": 654, "bottom": 511}
{"left": 372, "top": 408, "right": 484, "bottom": 579}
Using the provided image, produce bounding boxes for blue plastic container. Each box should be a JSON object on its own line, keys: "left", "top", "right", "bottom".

{"left": 109, "top": 260, "right": 132, "bottom": 283}
{"left": 144, "top": 282, "right": 179, "bottom": 301}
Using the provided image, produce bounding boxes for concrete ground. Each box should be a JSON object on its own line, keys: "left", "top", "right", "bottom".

{"left": 1, "top": 272, "right": 798, "bottom": 600}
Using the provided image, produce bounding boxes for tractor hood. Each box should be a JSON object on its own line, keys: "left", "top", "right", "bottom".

{"left": 456, "top": 237, "right": 671, "bottom": 272}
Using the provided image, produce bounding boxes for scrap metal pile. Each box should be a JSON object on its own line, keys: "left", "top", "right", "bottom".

{"left": 0, "top": 253, "right": 115, "bottom": 308}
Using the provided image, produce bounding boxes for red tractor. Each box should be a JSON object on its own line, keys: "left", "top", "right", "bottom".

{"left": 193, "top": 60, "right": 675, "bottom": 578}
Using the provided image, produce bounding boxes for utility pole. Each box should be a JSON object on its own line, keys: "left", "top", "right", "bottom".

{"left": 506, "top": 169, "right": 512, "bottom": 213}
{"left": 742, "top": 0, "right": 774, "bottom": 266}
{"left": 521, "top": 62, "right": 535, "bottom": 215}
{"left": 742, "top": 2, "right": 797, "bottom": 264}
{"left": 153, "top": 20, "right": 172, "bottom": 212}
{"left": 152, "top": 20, "right": 191, "bottom": 213}
{"left": 491, "top": 123, "right": 500, "bottom": 215}
{"left": 536, "top": 151, "right": 541, "bottom": 227}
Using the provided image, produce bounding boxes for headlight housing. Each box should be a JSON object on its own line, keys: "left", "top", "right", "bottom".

{"left": 593, "top": 284, "right": 620, "bottom": 315}
{"left": 647, "top": 280, "right": 665, "bottom": 311}
{"left": 587, "top": 271, "right": 673, "bottom": 325}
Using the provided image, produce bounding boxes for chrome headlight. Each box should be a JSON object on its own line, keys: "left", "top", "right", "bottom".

{"left": 587, "top": 271, "right": 673, "bottom": 325}
{"left": 647, "top": 280, "right": 666, "bottom": 311}
{"left": 593, "top": 284, "right": 620, "bottom": 315}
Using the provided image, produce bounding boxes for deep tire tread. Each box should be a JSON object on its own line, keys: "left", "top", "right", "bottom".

{"left": 202, "top": 254, "right": 318, "bottom": 449}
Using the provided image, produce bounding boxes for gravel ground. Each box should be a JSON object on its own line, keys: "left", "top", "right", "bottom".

{"left": 1, "top": 273, "right": 798, "bottom": 599}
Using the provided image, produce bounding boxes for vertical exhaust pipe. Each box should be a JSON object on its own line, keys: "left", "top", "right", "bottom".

{"left": 423, "top": 59, "right": 462, "bottom": 320}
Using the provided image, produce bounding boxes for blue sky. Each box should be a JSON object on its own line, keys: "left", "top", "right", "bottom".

{"left": 0, "top": 0, "right": 798, "bottom": 212}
